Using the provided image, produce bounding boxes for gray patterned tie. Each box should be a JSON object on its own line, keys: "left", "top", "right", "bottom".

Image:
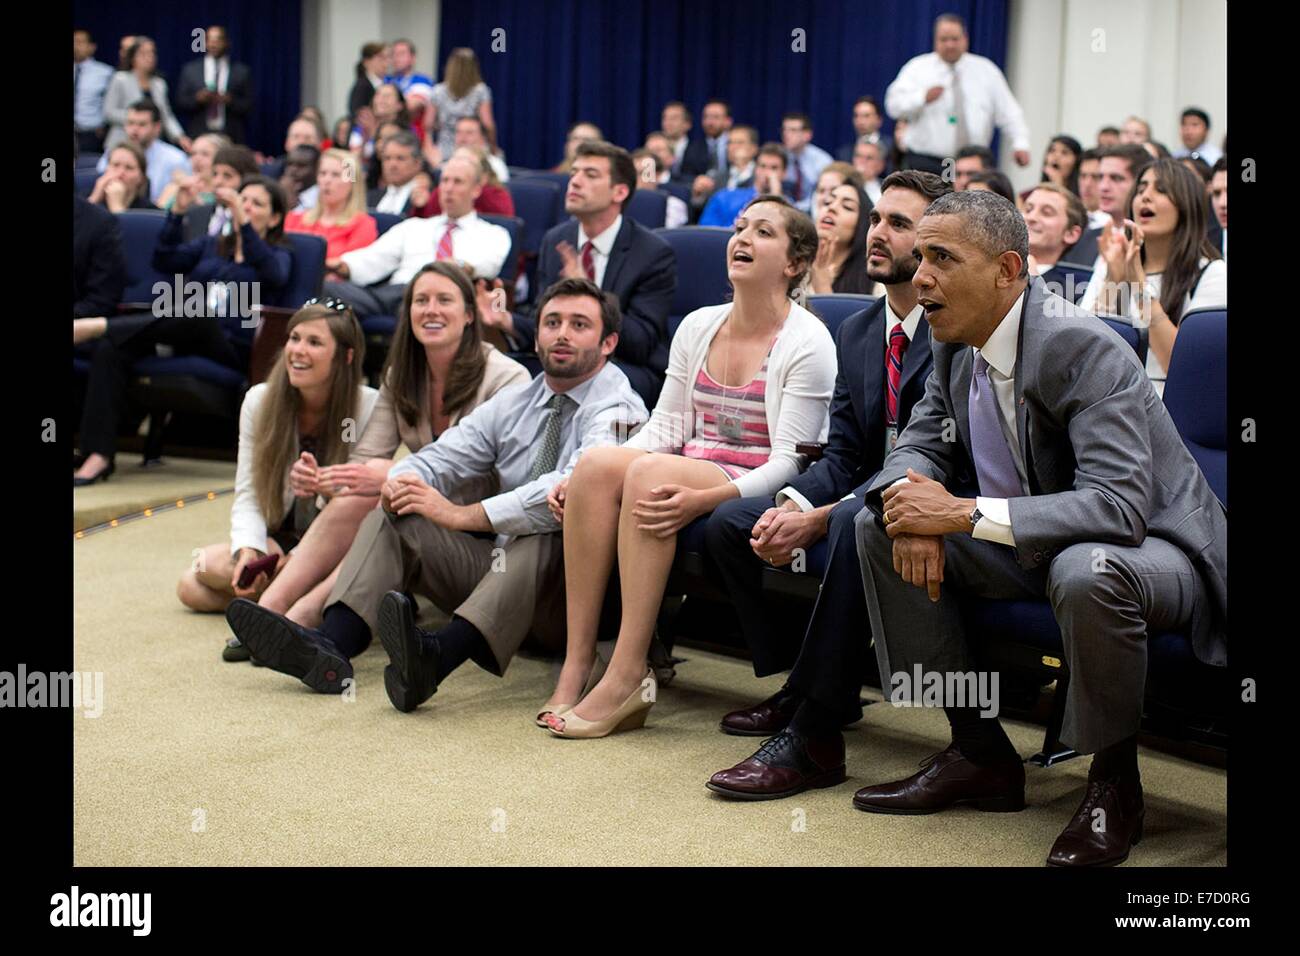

{"left": 529, "top": 393, "right": 573, "bottom": 480}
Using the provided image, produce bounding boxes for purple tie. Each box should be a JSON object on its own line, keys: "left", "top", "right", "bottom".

{"left": 968, "top": 352, "right": 1022, "bottom": 499}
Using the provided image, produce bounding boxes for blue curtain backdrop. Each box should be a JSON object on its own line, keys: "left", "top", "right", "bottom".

{"left": 71, "top": 0, "right": 301, "bottom": 155}
{"left": 439, "top": 0, "right": 1009, "bottom": 170}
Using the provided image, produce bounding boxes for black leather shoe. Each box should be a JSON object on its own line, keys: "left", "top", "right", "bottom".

{"left": 706, "top": 730, "right": 846, "bottom": 800}
{"left": 1047, "top": 776, "right": 1144, "bottom": 867}
{"left": 719, "top": 687, "right": 801, "bottom": 736}
{"left": 73, "top": 459, "right": 115, "bottom": 487}
{"left": 221, "top": 636, "right": 251, "bottom": 662}
{"left": 225, "top": 598, "right": 352, "bottom": 693}
{"left": 852, "top": 744, "right": 1025, "bottom": 814}
{"left": 377, "top": 592, "right": 440, "bottom": 712}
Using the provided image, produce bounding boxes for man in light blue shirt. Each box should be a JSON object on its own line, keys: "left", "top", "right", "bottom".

{"left": 781, "top": 112, "right": 833, "bottom": 212}
{"left": 226, "top": 277, "right": 649, "bottom": 711}
{"left": 96, "top": 101, "right": 190, "bottom": 204}
{"left": 73, "top": 29, "right": 115, "bottom": 153}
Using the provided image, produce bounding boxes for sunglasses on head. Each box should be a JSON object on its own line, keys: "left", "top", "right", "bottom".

{"left": 303, "top": 296, "right": 352, "bottom": 313}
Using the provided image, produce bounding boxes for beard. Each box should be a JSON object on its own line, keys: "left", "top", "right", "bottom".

{"left": 540, "top": 341, "right": 602, "bottom": 379}
{"left": 866, "top": 249, "right": 919, "bottom": 286}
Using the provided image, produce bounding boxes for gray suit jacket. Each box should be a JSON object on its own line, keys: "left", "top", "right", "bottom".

{"left": 866, "top": 278, "right": 1227, "bottom": 666}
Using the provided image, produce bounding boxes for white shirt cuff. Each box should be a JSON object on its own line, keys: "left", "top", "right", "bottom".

{"left": 775, "top": 486, "right": 815, "bottom": 513}
{"left": 972, "top": 496, "right": 1016, "bottom": 546}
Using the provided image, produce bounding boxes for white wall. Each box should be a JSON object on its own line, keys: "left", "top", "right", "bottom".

{"left": 1005, "top": 0, "right": 1227, "bottom": 191}
{"left": 301, "top": 0, "right": 441, "bottom": 132}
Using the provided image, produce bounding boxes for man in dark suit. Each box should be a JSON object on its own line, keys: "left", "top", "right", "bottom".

{"left": 175, "top": 25, "right": 253, "bottom": 146}
{"left": 505, "top": 141, "right": 676, "bottom": 405}
{"left": 747, "top": 190, "right": 1224, "bottom": 867}
{"left": 704, "top": 170, "right": 950, "bottom": 760}
{"left": 679, "top": 99, "right": 732, "bottom": 204}
{"left": 73, "top": 195, "right": 126, "bottom": 317}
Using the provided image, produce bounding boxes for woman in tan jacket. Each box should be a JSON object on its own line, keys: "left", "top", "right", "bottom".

{"left": 251, "top": 261, "right": 530, "bottom": 634}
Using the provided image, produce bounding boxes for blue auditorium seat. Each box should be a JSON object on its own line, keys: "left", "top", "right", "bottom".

{"left": 807, "top": 294, "right": 878, "bottom": 337}
{"left": 654, "top": 227, "right": 732, "bottom": 338}
{"left": 480, "top": 213, "right": 523, "bottom": 282}
{"left": 115, "top": 210, "right": 170, "bottom": 303}
{"left": 509, "top": 169, "right": 571, "bottom": 192}
{"left": 1163, "top": 307, "right": 1226, "bottom": 505}
{"left": 371, "top": 211, "right": 403, "bottom": 236}
{"left": 75, "top": 168, "right": 98, "bottom": 198}
{"left": 1044, "top": 261, "right": 1093, "bottom": 304}
{"left": 660, "top": 181, "right": 691, "bottom": 206}
{"left": 75, "top": 152, "right": 102, "bottom": 170}
{"left": 505, "top": 178, "right": 563, "bottom": 257}
{"left": 1099, "top": 316, "right": 1148, "bottom": 367}
{"left": 627, "top": 189, "right": 667, "bottom": 230}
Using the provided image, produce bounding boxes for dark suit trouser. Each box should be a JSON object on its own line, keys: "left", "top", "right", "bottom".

{"left": 322, "top": 280, "right": 407, "bottom": 319}
{"left": 854, "top": 509, "right": 1206, "bottom": 754}
{"left": 327, "top": 508, "right": 567, "bottom": 675}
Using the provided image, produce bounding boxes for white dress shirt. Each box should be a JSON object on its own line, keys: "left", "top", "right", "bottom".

{"left": 864, "top": 178, "right": 883, "bottom": 204}
{"left": 577, "top": 214, "right": 622, "bottom": 288}
{"left": 969, "top": 294, "right": 1026, "bottom": 546}
{"left": 340, "top": 211, "right": 511, "bottom": 287}
{"left": 1087, "top": 209, "right": 1111, "bottom": 230}
{"left": 776, "top": 300, "right": 923, "bottom": 512}
{"left": 884, "top": 51, "right": 1030, "bottom": 157}
{"left": 726, "top": 161, "right": 755, "bottom": 191}
{"left": 375, "top": 180, "right": 416, "bottom": 215}
{"left": 203, "top": 55, "right": 230, "bottom": 130}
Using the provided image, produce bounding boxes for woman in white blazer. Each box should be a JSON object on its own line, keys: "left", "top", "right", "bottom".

{"left": 250, "top": 262, "right": 530, "bottom": 636}
{"left": 176, "top": 301, "right": 377, "bottom": 655}
{"left": 540, "top": 195, "right": 838, "bottom": 738}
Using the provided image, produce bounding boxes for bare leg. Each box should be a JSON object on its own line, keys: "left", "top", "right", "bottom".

{"left": 285, "top": 563, "right": 341, "bottom": 628}
{"left": 542, "top": 446, "right": 647, "bottom": 710}
{"left": 74, "top": 452, "right": 112, "bottom": 480}
{"left": 176, "top": 539, "right": 284, "bottom": 613}
{"left": 565, "top": 454, "right": 731, "bottom": 722}
{"left": 73, "top": 317, "right": 109, "bottom": 346}
{"left": 259, "top": 491, "right": 379, "bottom": 614}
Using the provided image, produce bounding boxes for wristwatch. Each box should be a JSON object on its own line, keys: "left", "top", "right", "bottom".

{"left": 968, "top": 504, "right": 983, "bottom": 533}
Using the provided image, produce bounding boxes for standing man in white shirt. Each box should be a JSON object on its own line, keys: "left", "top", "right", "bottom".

{"left": 176, "top": 25, "right": 253, "bottom": 147}
{"left": 324, "top": 154, "right": 511, "bottom": 318}
{"left": 885, "top": 13, "right": 1030, "bottom": 177}
{"left": 1173, "top": 108, "right": 1222, "bottom": 165}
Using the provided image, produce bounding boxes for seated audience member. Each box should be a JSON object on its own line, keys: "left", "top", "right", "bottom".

{"left": 538, "top": 195, "right": 836, "bottom": 738}
{"left": 811, "top": 161, "right": 865, "bottom": 213}
{"left": 73, "top": 177, "right": 292, "bottom": 485}
{"left": 809, "top": 180, "right": 873, "bottom": 294}
{"left": 852, "top": 139, "right": 887, "bottom": 203}
{"left": 703, "top": 170, "right": 949, "bottom": 745}
{"left": 181, "top": 144, "right": 261, "bottom": 239}
{"left": 298, "top": 107, "right": 329, "bottom": 146}
{"left": 424, "top": 47, "right": 496, "bottom": 163}
{"left": 1021, "top": 134, "right": 1081, "bottom": 203}
{"left": 240, "top": 263, "right": 530, "bottom": 639}
{"left": 659, "top": 101, "right": 697, "bottom": 180}
{"left": 158, "top": 132, "right": 229, "bottom": 211}
{"left": 351, "top": 83, "right": 411, "bottom": 162}
{"left": 332, "top": 116, "right": 353, "bottom": 152}
{"left": 952, "top": 145, "right": 994, "bottom": 191}
{"left": 176, "top": 303, "right": 377, "bottom": 636}
{"left": 683, "top": 98, "right": 735, "bottom": 202}
{"left": 224, "top": 277, "right": 648, "bottom": 702}
{"left": 453, "top": 115, "right": 509, "bottom": 182}
{"left": 349, "top": 42, "right": 389, "bottom": 121}
{"left": 1143, "top": 140, "right": 1172, "bottom": 161}
{"left": 553, "top": 121, "right": 603, "bottom": 173}
{"left": 1080, "top": 158, "right": 1226, "bottom": 395}
{"left": 412, "top": 145, "right": 515, "bottom": 217}
{"left": 836, "top": 96, "right": 892, "bottom": 170}
{"left": 504, "top": 141, "right": 677, "bottom": 405}
{"left": 716, "top": 125, "right": 759, "bottom": 191}
{"left": 830, "top": 190, "right": 1224, "bottom": 868}
{"left": 86, "top": 142, "right": 155, "bottom": 211}
{"left": 73, "top": 195, "right": 127, "bottom": 320}
{"left": 324, "top": 154, "right": 511, "bottom": 319}
{"left": 631, "top": 149, "right": 688, "bottom": 228}
{"left": 102, "top": 37, "right": 188, "bottom": 152}
{"left": 1174, "top": 107, "right": 1221, "bottom": 165}
{"left": 1209, "top": 157, "right": 1227, "bottom": 260}
{"left": 280, "top": 144, "right": 321, "bottom": 212}
{"left": 97, "top": 100, "right": 190, "bottom": 204}
{"left": 286, "top": 149, "right": 378, "bottom": 280}
{"left": 643, "top": 131, "right": 677, "bottom": 182}
{"left": 1022, "top": 182, "right": 1086, "bottom": 297}
{"left": 1181, "top": 155, "right": 1213, "bottom": 185}
{"left": 699, "top": 141, "right": 787, "bottom": 227}
{"left": 264, "top": 116, "right": 324, "bottom": 180}
{"left": 781, "top": 112, "right": 834, "bottom": 211}
{"left": 1096, "top": 125, "right": 1120, "bottom": 148}
{"left": 965, "top": 169, "right": 1015, "bottom": 203}
{"left": 1065, "top": 143, "right": 1150, "bottom": 268}
{"left": 1120, "top": 116, "right": 1151, "bottom": 144}
{"left": 1075, "top": 148, "right": 1110, "bottom": 230}
{"left": 366, "top": 130, "right": 423, "bottom": 215}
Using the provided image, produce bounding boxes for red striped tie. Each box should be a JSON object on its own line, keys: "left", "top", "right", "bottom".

{"left": 436, "top": 220, "right": 457, "bottom": 261}
{"left": 581, "top": 240, "right": 596, "bottom": 281}
{"left": 886, "top": 324, "right": 908, "bottom": 426}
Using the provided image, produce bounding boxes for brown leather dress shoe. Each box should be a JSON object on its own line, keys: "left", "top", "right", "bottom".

{"left": 706, "top": 731, "right": 846, "bottom": 800}
{"left": 852, "top": 744, "right": 1025, "bottom": 814}
{"left": 1046, "top": 777, "right": 1144, "bottom": 867}
{"left": 719, "top": 688, "right": 801, "bottom": 736}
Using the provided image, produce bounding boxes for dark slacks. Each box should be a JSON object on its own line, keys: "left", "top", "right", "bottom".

{"left": 79, "top": 314, "right": 243, "bottom": 458}
{"left": 322, "top": 279, "right": 406, "bottom": 319}
{"left": 854, "top": 509, "right": 1206, "bottom": 754}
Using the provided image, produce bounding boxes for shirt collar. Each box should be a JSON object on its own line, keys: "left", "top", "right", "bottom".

{"left": 534, "top": 364, "right": 607, "bottom": 409}
{"left": 440, "top": 210, "right": 479, "bottom": 228}
{"left": 974, "top": 292, "right": 1024, "bottom": 378}
{"left": 578, "top": 215, "right": 622, "bottom": 256}
{"left": 886, "top": 300, "right": 924, "bottom": 341}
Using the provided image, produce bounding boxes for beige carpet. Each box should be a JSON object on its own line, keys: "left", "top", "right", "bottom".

{"left": 73, "top": 456, "right": 236, "bottom": 532}
{"left": 73, "top": 495, "right": 1227, "bottom": 867}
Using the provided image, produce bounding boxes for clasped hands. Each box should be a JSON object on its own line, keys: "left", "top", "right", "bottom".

{"left": 289, "top": 452, "right": 385, "bottom": 499}
{"left": 880, "top": 468, "right": 976, "bottom": 603}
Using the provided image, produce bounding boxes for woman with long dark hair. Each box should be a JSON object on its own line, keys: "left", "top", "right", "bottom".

{"left": 249, "top": 262, "right": 530, "bottom": 633}
{"left": 176, "top": 303, "right": 377, "bottom": 641}
{"left": 1040, "top": 134, "right": 1082, "bottom": 196}
{"left": 1080, "top": 158, "right": 1226, "bottom": 394}
{"left": 809, "top": 180, "right": 873, "bottom": 295}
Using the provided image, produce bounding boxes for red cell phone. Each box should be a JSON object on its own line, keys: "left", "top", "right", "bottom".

{"left": 237, "top": 552, "right": 279, "bottom": 589}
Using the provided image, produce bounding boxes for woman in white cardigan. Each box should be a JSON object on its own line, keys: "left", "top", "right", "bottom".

{"left": 541, "top": 195, "right": 838, "bottom": 738}
{"left": 176, "top": 301, "right": 377, "bottom": 656}
{"left": 103, "top": 37, "right": 188, "bottom": 151}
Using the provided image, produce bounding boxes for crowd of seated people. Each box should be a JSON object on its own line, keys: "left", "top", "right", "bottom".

{"left": 71, "top": 13, "right": 1232, "bottom": 868}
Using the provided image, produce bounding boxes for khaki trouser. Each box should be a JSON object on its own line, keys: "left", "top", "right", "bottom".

{"left": 327, "top": 508, "right": 566, "bottom": 674}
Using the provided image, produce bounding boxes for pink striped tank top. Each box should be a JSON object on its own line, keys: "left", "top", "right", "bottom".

{"left": 681, "top": 339, "right": 777, "bottom": 479}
